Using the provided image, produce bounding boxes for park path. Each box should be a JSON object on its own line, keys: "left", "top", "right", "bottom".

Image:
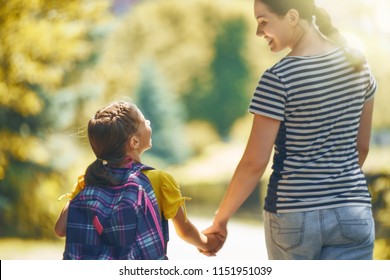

{"left": 168, "top": 217, "right": 267, "bottom": 260}
{"left": 0, "top": 217, "right": 267, "bottom": 260}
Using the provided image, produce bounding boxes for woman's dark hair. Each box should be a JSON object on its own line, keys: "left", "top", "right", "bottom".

{"left": 84, "top": 101, "right": 141, "bottom": 186}
{"left": 257, "top": 0, "right": 365, "bottom": 70}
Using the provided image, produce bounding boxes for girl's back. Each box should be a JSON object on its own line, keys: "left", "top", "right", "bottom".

{"left": 64, "top": 162, "right": 166, "bottom": 260}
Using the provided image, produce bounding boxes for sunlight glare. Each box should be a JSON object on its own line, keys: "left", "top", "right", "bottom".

{"left": 344, "top": 32, "right": 366, "bottom": 54}
{"left": 373, "top": 2, "right": 390, "bottom": 35}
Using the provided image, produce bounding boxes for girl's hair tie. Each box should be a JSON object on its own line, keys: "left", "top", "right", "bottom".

{"left": 97, "top": 158, "right": 108, "bottom": 165}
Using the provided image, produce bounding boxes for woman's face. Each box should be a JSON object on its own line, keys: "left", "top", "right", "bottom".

{"left": 254, "top": 1, "right": 293, "bottom": 52}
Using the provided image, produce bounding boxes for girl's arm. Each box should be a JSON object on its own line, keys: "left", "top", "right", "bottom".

{"left": 357, "top": 99, "right": 374, "bottom": 168}
{"left": 171, "top": 206, "right": 220, "bottom": 253}
{"left": 54, "top": 175, "right": 85, "bottom": 237}
{"left": 54, "top": 201, "right": 69, "bottom": 237}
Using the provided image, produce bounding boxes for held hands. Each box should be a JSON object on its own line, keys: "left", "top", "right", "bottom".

{"left": 198, "top": 223, "right": 228, "bottom": 257}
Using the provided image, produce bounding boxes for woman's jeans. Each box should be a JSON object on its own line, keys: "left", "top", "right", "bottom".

{"left": 264, "top": 206, "right": 375, "bottom": 260}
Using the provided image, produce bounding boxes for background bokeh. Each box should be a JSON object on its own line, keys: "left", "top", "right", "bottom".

{"left": 0, "top": 0, "right": 389, "bottom": 259}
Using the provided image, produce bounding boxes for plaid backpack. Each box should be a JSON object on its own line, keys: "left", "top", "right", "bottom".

{"left": 63, "top": 162, "right": 166, "bottom": 260}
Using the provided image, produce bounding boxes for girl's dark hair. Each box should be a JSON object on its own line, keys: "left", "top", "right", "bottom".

{"left": 257, "top": 0, "right": 365, "bottom": 71}
{"left": 84, "top": 101, "right": 141, "bottom": 186}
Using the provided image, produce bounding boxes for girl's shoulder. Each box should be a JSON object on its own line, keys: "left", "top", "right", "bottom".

{"left": 142, "top": 169, "right": 179, "bottom": 188}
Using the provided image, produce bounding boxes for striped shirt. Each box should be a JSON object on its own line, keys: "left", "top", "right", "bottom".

{"left": 249, "top": 48, "right": 377, "bottom": 213}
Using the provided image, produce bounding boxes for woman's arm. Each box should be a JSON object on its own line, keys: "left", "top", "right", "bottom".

{"left": 357, "top": 99, "right": 374, "bottom": 168}
{"left": 54, "top": 201, "right": 69, "bottom": 237}
{"left": 203, "top": 114, "right": 280, "bottom": 241}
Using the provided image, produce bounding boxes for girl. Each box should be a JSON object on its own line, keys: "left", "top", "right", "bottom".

{"left": 204, "top": 0, "right": 377, "bottom": 260}
{"left": 55, "top": 101, "right": 218, "bottom": 259}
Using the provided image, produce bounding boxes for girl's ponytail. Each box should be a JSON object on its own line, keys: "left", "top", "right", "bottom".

{"left": 314, "top": 6, "right": 365, "bottom": 71}
{"left": 84, "top": 159, "right": 123, "bottom": 186}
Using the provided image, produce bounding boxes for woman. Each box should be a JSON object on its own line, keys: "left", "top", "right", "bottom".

{"left": 203, "top": 0, "right": 377, "bottom": 260}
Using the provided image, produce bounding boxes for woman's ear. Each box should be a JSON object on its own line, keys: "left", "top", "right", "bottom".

{"left": 129, "top": 136, "right": 139, "bottom": 149}
{"left": 286, "top": 9, "right": 300, "bottom": 27}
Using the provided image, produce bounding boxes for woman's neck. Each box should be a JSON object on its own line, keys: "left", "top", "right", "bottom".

{"left": 288, "top": 23, "right": 335, "bottom": 57}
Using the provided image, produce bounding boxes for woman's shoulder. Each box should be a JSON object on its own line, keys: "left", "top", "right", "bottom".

{"left": 265, "top": 48, "right": 347, "bottom": 79}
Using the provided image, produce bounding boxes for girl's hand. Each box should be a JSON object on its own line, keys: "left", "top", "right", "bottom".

{"left": 197, "top": 223, "right": 227, "bottom": 256}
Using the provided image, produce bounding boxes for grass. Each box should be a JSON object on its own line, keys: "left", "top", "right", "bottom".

{"left": 0, "top": 238, "right": 64, "bottom": 260}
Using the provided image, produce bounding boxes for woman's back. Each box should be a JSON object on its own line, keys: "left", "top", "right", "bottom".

{"left": 250, "top": 48, "right": 377, "bottom": 213}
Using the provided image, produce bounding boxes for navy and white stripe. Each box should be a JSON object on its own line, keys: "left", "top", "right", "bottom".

{"left": 249, "top": 48, "right": 377, "bottom": 213}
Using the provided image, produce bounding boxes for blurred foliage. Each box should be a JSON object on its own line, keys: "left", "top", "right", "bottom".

{"left": 368, "top": 173, "right": 390, "bottom": 260}
{"left": 134, "top": 61, "right": 190, "bottom": 164}
{"left": 184, "top": 17, "right": 251, "bottom": 137}
{"left": 0, "top": 0, "right": 111, "bottom": 238}
{"left": 184, "top": 121, "right": 222, "bottom": 155}
{"left": 96, "top": 0, "right": 276, "bottom": 140}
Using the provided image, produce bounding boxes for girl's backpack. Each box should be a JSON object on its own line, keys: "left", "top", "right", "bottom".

{"left": 63, "top": 162, "right": 166, "bottom": 260}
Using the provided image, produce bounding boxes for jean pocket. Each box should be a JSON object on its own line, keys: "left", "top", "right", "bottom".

{"left": 269, "top": 212, "right": 305, "bottom": 250}
{"left": 335, "top": 207, "right": 373, "bottom": 242}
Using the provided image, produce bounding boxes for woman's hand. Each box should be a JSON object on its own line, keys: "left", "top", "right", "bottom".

{"left": 197, "top": 222, "right": 228, "bottom": 256}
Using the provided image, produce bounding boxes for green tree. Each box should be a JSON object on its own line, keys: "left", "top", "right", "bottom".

{"left": 0, "top": 0, "right": 110, "bottom": 238}
{"left": 97, "top": 0, "right": 268, "bottom": 139}
{"left": 184, "top": 18, "right": 251, "bottom": 138}
{"left": 135, "top": 62, "right": 190, "bottom": 164}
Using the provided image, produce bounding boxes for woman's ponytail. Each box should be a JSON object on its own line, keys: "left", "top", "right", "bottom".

{"left": 314, "top": 6, "right": 365, "bottom": 71}
{"left": 314, "top": 7, "right": 346, "bottom": 47}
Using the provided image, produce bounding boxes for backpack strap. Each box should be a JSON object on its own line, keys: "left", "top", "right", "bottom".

{"left": 130, "top": 162, "right": 166, "bottom": 252}
{"left": 137, "top": 184, "right": 165, "bottom": 251}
